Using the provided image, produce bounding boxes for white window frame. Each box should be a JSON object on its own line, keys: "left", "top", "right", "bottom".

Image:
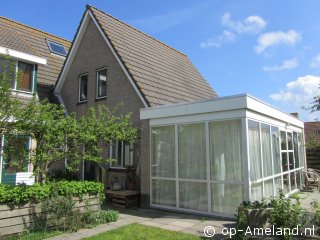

{"left": 96, "top": 67, "right": 107, "bottom": 99}
{"left": 109, "top": 140, "right": 134, "bottom": 168}
{"left": 13, "top": 61, "right": 35, "bottom": 94}
{"left": 78, "top": 73, "right": 88, "bottom": 103}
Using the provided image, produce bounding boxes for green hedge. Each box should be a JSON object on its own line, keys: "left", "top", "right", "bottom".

{"left": 0, "top": 181, "right": 105, "bottom": 205}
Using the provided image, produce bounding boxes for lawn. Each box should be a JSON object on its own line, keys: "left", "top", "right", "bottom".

{"left": 83, "top": 223, "right": 202, "bottom": 240}
{"left": 3, "top": 230, "right": 62, "bottom": 240}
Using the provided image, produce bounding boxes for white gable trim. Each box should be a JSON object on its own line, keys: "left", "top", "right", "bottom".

{"left": 0, "top": 46, "right": 47, "bottom": 65}
{"left": 55, "top": 10, "right": 149, "bottom": 108}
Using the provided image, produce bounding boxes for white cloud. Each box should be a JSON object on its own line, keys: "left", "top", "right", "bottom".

{"left": 222, "top": 12, "right": 267, "bottom": 34}
{"left": 270, "top": 75, "right": 320, "bottom": 108}
{"left": 310, "top": 54, "right": 320, "bottom": 68}
{"left": 263, "top": 58, "right": 298, "bottom": 72}
{"left": 201, "top": 12, "right": 266, "bottom": 49}
{"left": 255, "top": 30, "right": 301, "bottom": 53}
{"left": 200, "top": 30, "right": 236, "bottom": 48}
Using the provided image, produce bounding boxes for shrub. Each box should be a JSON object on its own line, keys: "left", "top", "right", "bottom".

{"left": 311, "top": 201, "right": 320, "bottom": 235}
{"left": 99, "top": 210, "right": 119, "bottom": 223}
{"left": 0, "top": 181, "right": 105, "bottom": 205}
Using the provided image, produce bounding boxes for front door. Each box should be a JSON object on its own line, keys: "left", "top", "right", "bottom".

{"left": 1, "top": 135, "right": 30, "bottom": 185}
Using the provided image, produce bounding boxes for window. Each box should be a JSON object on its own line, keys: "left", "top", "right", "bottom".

{"left": 110, "top": 141, "right": 134, "bottom": 168}
{"left": 79, "top": 74, "right": 88, "bottom": 102}
{"left": 16, "top": 62, "right": 34, "bottom": 92}
{"left": 47, "top": 40, "right": 67, "bottom": 56}
{"left": 97, "top": 68, "right": 107, "bottom": 98}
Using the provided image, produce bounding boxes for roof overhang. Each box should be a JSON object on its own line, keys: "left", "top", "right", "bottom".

{"left": 140, "top": 94, "right": 304, "bottom": 128}
{"left": 0, "top": 46, "right": 47, "bottom": 65}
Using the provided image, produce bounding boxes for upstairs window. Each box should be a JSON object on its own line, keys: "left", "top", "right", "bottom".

{"left": 16, "top": 62, "right": 34, "bottom": 92}
{"left": 79, "top": 74, "right": 88, "bottom": 102}
{"left": 47, "top": 40, "right": 67, "bottom": 57}
{"left": 96, "top": 68, "right": 107, "bottom": 98}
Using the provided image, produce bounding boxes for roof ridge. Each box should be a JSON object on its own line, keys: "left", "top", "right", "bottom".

{"left": 0, "top": 16, "right": 71, "bottom": 43}
{"left": 86, "top": 5, "right": 187, "bottom": 57}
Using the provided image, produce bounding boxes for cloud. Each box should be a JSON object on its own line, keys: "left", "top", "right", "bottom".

{"left": 263, "top": 58, "right": 298, "bottom": 72}
{"left": 255, "top": 30, "right": 301, "bottom": 53}
{"left": 201, "top": 13, "right": 266, "bottom": 49}
{"left": 270, "top": 75, "right": 320, "bottom": 108}
{"left": 200, "top": 30, "right": 236, "bottom": 48}
{"left": 310, "top": 54, "right": 320, "bottom": 68}
{"left": 222, "top": 12, "right": 267, "bottom": 34}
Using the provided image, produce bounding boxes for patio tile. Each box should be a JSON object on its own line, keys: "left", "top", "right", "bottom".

{"left": 140, "top": 220, "right": 165, "bottom": 228}
{"left": 149, "top": 217, "right": 178, "bottom": 224}
{"left": 170, "top": 220, "right": 198, "bottom": 228}
{"left": 159, "top": 224, "right": 184, "bottom": 232}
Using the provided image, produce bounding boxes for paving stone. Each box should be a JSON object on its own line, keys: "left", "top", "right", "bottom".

{"left": 159, "top": 224, "right": 184, "bottom": 232}
{"left": 139, "top": 221, "right": 165, "bottom": 228}
{"left": 170, "top": 220, "right": 197, "bottom": 228}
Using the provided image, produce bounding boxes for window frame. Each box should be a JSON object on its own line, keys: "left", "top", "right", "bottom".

{"left": 46, "top": 40, "right": 67, "bottom": 57}
{"left": 78, "top": 73, "right": 88, "bottom": 103}
{"left": 14, "top": 61, "right": 35, "bottom": 94}
{"left": 96, "top": 67, "right": 107, "bottom": 99}
{"left": 109, "top": 140, "right": 134, "bottom": 169}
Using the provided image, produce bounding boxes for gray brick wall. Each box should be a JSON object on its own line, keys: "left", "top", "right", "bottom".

{"left": 60, "top": 18, "right": 151, "bottom": 207}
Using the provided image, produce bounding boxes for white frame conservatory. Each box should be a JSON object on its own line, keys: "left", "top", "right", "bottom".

{"left": 140, "top": 94, "right": 306, "bottom": 218}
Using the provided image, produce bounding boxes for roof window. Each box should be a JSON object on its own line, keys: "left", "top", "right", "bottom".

{"left": 47, "top": 40, "right": 67, "bottom": 56}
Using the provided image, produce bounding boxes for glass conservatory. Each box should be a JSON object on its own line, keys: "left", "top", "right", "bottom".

{"left": 140, "top": 94, "right": 305, "bottom": 218}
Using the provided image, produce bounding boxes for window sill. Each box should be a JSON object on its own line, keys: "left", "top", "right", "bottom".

{"left": 77, "top": 100, "right": 88, "bottom": 105}
{"left": 95, "top": 96, "right": 107, "bottom": 102}
{"left": 109, "top": 167, "right": 126, "bottom": 172}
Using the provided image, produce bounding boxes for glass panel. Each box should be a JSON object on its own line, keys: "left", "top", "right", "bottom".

{"left": 288, "top": 152, "right": 294, "bottom": 170}
{"left": 17, "top": 62, "right": 33, "bottom": 92}
{"left": 248, "top": 120, "right": 262, "bottom": 181}
{"left": 298, "top": 133, "right": 304, "bottom": 167}
{"left": 287, "top": 133, "right": 293, "bottom": 150}
{"left": 290, "top": 172, "right": 296, "bottom": 191}
{"left": 211, "top": 184, "right": 243, "bottom": 215}
{"left": 280, "top": 131, "right": 287, "bottom": 150}
{"left": 296, "top": 171, "right": 301, "bottom": 189}
{"left": 264, "top": 179, "right": 274, "bottom": 199}
{"left": 79, "top": 74, "right": 88, "bottom": 101}
{"left": 282, "top": 152, "right": 288, "bottom": 172}
{"left": 251, "top": 182, "right": 263, "bottom": 202}
{"left": 283, "top": 174, "right": 290, "bottom": 193}
{"left": 0, "top": 58, "right": 16, "bottom": 86}
{"left": 97, "top": 69, "right": 107, "bottom": 98}
{"left": 111, "top": 141, "right": 121, "bottom": 166}
{"left": 274, "top": 177, "right": 282, "bottom": 196}
{"left": 152, "top": 180, "right": 176, "bottom": 207}
{"left": 152, "top": 126, "right": 175, "bottom": 178}
{"left": 272, "top": 127, "right": 281, "bottom": 174}
{"left": 47, "top": 41, "right": 67, "bottom": 56}
{"left": 3, "top": 135, "right": 29, "bottom": 173}
{"left": 293, "top": 132, "right": 299, "bottom": 169}
{"left": 209, "top": 120, "right": 242, "bottom": 181}
{"left": 179, "top": 181, "right": 207, "bottom": 212}
{"left": 178, "top": 123, "right": 206, "bottom": 179}
{"left": 261, "top": 124, "right": 272, "bottom": 177}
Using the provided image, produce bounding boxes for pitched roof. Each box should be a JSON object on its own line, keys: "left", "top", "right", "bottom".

{"left": 0, "top": 16, "right": 71, "bottom": 86}
{"left": 87, "top": 6, "right": 217, "bottom": 107}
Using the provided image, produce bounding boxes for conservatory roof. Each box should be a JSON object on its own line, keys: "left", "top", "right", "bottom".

{"left": 140, "top": 94, "right": 304, "bottom": 128}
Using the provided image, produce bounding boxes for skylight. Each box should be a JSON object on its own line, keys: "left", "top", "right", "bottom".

{"left": 47, "top": 40, "right": 67, "bottom": 56}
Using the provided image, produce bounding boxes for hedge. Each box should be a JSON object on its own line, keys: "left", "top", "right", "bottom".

{"left": 0, "top": 181, "right": 105, "bottom": 205}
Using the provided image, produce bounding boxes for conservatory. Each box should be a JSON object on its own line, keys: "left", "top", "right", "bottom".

{"left": 140, "top": 94, "right": 305, "bottom": 218}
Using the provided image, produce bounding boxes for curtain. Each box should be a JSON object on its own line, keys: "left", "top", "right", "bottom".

{"left": 212, "top": 183, "right": 243, "bottom": 215}
{"left": 209, "top": 120, "right": 242, "bottom": 181}
{"left": 178, "top": 123, "right": 206, "bottom": 180}
{"left": 179, "top": 181, "right": 207, "bottom": 211}
{"left": 274, "top": 177, "right": 282, "bottom": 196}
{"left": 261, "top": 124, "right": 272, "bottom": 177}
{"left": 297, "top": 133, "right": 304, "bottom": 167}
{"left": 251, "top": 182, "right": 263, "bottom": 202}
{"left": 248, "top": 121, "right": 262, "bottom": 181}
{"left": 151, "top": 126, "right": 175, "bottom": 178}
{"left": 272, "top": 127, "right": 281, "bottom": 174}
{"left": 264, "top": 179, "right": 274, "bottom": 199}
{"left": 152, "top": 180, "right": 176, "bottom": 207}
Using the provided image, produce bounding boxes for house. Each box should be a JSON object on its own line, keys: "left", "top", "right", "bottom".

{"left": 55, "top": 5, "right": 305, "bottom": 217}
{"left": 0, "top": 16, "right": 71, "bottom": 185}
{"left": 304, "top": 121, "right": 320, "bottom": 170}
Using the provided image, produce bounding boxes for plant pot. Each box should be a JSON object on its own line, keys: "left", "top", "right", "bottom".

{"left": 112, "top": 182, "right": 121, "bottom": 191}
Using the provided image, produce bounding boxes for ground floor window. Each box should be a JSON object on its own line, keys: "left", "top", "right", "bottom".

{"left": 110, "top": 141, "right": 134, "bottom": 168}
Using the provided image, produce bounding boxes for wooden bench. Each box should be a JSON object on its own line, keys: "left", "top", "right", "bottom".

{"left": 106, "top": 190, "right": 139, "bottom": 208}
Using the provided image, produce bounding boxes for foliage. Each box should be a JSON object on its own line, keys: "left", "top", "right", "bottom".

{"left": 2, "top": 230, "right": 62, "bottom": 240}
{"left": 268, "top": 190, "right": 305, "bottom": 240}
{"left": 232, "top": 205, "right": 248, "bottom": 240}
{"left": 82, "top": 223, "right": 201, "bottom": 240}
{"left": 0, "top": 181, "right": 104, "bottom": 205}
{"left": 311, "top": 201, "right": 320, "bottom": 235}
{"left": 99, "top": 209, "right": 119, "bottom": 223}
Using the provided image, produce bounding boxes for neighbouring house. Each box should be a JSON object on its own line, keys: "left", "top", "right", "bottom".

{"left": 0, "top": 16, "right": 71, "bottom": 185}
{"left": 304, "top": 121, "right": 320, "bottom": 170}
{"left": 54, "top": 5, "right": 306, "bottom": 217}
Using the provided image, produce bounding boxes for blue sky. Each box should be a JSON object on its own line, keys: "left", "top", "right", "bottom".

{"left": 1, "top": 0, "right": 320, "bottom": 121}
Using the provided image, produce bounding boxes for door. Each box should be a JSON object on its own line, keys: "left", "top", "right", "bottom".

{"left": 1, "top": 135, "right": 30, "bottom": 185}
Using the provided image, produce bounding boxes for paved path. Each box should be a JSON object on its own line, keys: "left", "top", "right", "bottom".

{"left": 46, "top": 208, "right": 235, "bottom": 240}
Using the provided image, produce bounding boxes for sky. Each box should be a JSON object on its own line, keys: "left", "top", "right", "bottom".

{"left": 1, "top": 0, "right": 320, "bottom": 121}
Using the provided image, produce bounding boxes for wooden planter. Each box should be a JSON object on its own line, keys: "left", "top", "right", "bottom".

{"left": 0, "top": 194, "right": 100, "bottom": 237}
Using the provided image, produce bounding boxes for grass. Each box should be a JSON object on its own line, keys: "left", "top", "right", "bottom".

{"left": 83, "top": 223, "right": 202, "bottom": 240}
{"left": 3, "top": 230, "right": 62, "bottom": 240}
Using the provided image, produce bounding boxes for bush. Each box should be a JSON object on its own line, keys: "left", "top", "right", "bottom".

{"left": 99, "top": 210, "right": 119, "bottom": 223}
{"left": 0, "top": 181, "right": 105, "bottom": 205}
{"left": 312, "top": 201, "right": 320, "bottom": 235}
